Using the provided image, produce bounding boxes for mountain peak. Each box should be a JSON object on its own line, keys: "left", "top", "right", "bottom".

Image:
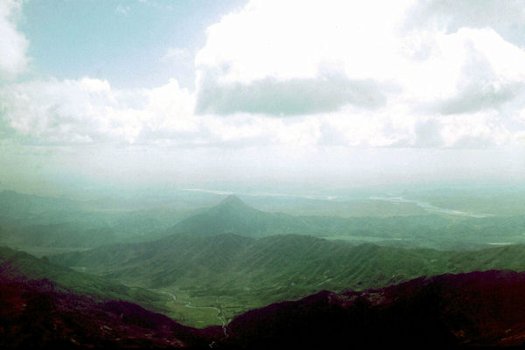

{"left": 218, "top": 194, "right": 248, "bottom": 208}
{"left": 167, "top": 194, "right": 267, "bottom": 237}
{"left": 208, "top": 194, "right": 261, "bottom": 216}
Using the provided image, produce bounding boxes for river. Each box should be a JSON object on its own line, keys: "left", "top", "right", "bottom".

{"left": 369, "top": 196, "right": 492, "bottom": 218}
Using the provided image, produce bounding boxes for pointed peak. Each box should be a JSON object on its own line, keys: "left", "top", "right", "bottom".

{"left": 210, "top": 194, "right": 257, "bottom": 213}
{"left": 219, "top": 194, "right": 246, "bottom": 207}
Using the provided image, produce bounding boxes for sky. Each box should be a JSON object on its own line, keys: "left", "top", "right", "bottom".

{"left": 1, "top": 0, "right": 525, "bottom": 196}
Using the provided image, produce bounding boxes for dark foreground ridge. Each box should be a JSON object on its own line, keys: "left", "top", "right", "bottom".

{"left": 3, "top": 268, "right": 525, "bottom": 348}
{"left": 221, "top": 270, "right": 525, "bottom": 349}
{"left": 0, "top": 273, "right": 217, "bottom": 349}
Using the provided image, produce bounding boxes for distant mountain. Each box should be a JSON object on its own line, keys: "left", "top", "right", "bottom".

{"left": 0, "top": 190, "right": 80, "bottom": 219}
{"left": 163, "top": 195, "right": 525, "bottom": 249}
{"left": 167, "top": 195, "right": 325, "bottom": 238}
{"left": 0, "top": 273, "right": 213, "bottom": 349}
{"left": 0, "top": 190, "right": 187, "bottom": 250}
{"left": 220, "top": 270, "right": 525, "bottom": 348}
{"left": 164, "top": 194, "right": 415, "bottom": 240}
{"left": 4, "top": 190, "right": 525, "bottom": 250}
{"left": 164, "top": 194, "right": 457, "bottom": 241}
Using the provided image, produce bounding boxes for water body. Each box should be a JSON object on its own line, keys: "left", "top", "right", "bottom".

{"left": 369, "top": 196, "right": 492, "bottom": 218}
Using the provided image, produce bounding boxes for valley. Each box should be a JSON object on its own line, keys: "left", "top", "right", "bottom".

{"left": 4, "top": 262, "right": 525, "bottom": 348}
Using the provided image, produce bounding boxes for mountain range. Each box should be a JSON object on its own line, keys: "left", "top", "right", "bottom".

{"left": 4, "top": 191, "right": 525, "bottom": 252}
{"left": 51, "top": 229, "right": 525, "bottom": 326}
{"left": 4, "top": 190, "right": 525, "bottom": 346}
{"left": 151, "top": 194, "right": 525, "bottom": 248}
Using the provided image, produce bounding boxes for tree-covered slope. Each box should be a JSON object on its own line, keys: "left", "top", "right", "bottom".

{"left": 51, "top": 233, "right": 525, "bottom": 312}
{"left": 0, "top": 246, "right": 169, "bottom": 313}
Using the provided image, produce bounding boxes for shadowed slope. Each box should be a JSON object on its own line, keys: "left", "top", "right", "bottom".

{"left": 0, "top": 275, "right": 216, "bottom": 349}
{"left": 3, "top": 267, "right": 525, "bottom": 348}
{"left": 219, "top": 270, "right": 525, "bottom": 349}
{"left": 0, "top": 246, "right": 169, "bottom": 314}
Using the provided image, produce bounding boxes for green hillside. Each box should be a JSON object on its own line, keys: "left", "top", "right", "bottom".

{"left": 51, "top": 232, "right": 525, "bottom": 327}
{"left": 9, "top": 192, "right": 525, "bottom": 327}
{"left": 0, "top": 246, "right": 169, "bottom": 313}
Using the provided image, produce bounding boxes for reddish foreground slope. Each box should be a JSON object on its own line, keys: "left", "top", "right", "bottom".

{"left": 0, "top": 276, "right": 217, "bottom": 349}
{"left": 3, "top": 266, "right": 525, "bottom": 348}
{"left": 221, "top": 270, "right": 525, "bottom": 349}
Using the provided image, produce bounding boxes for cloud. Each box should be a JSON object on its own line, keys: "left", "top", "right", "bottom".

{"left": 194, "top": 0, "right": 525, "bottom": 127}
{"left": 191, "top": 0, "right": 525, "bottom": 148}
{"left": 0, "top": 77, "right": 196, "bottom": 145}
{"left": 195, "top": 0, "right": 412, "bottom": 116}
{"left": 196, "top": 71, "right": 386, "bottom": 116}
{"left": 0, "top": 76, "right": 301, "bottom": 149}
{"left": 2, "top": 0, "right": 525, "bottom": 151}
{"left": 418, "top": 28, "right": 525, "bottom": 115}
{"left": 436, "top": 83, "right": 520, "bottom": 116}
{"left": 404, "top": 0, "right": 525, "bottom": 47}
{"left": 413, "top": 119, "right": 445, "bottom": 148}
{"left": 0, "top": 0, "right": 29, "bottom": 78}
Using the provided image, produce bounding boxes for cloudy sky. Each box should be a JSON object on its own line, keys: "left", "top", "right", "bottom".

{"left": 1, "top": 0, "right": 525, "bottom": 195}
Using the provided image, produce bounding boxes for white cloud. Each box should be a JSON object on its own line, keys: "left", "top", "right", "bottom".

{"left": 404, "top": 0, "right": 525, "bottom": 47}
{"left": 0, "top": 77, "right": 197, "bottom": 145}
{"left": 196, "top": 0, "right": 412, "bottom": 83}
{"left": 1, "top": 0, "right": 525, "bottom": 152}
{"left": 0, "top": 0, "right": 29, "bottom": 78}
{"left": 196, "top": 1, "right": 525, "bottom": 108}
{"left": 196, "top": 72, "right": 387, "bottom": 116}
{"left": 190, "top": 0, "right": 525, "bottom": 148}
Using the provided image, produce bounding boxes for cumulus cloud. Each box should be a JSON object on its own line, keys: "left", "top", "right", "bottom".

{"left": 2, "top": 0, "right": 525, "bottom": 151}
{"left": 194, "top": 0, "right": 411, "bottom": 116}
{"left": 0, "top": 78, "right": 197, "bottom": 145}
{"left": 0, "top": 76, "right": 300, "bottom": 149}
{"left": 0, "top": 0, "right": 28, "bottom": 78}
{"left": 194, "top": 0, "right": 525, "bottom": 117}
{"left": 417, "top": 28, "right": 525, "bottom": 115}
{"left": 436, "top": 83, "right": 520, "bottom": 116}
{"left": 404, "top": 0, "right": 525, "bottom": 46}
{"left": 196, "top": 72, "right": 386, "bottom": 116}
{"left": 190, "top": 0, "right": 525, "bottom": 148}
